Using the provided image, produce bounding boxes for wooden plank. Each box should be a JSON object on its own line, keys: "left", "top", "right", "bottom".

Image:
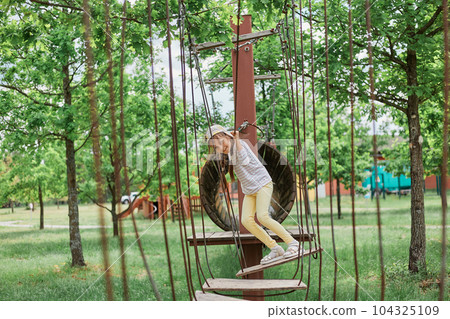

{"left": 195, "top": 29, "right": 278, "bottom": 51}
{"left": 205, "top": 74, "right": 281, "bottom": 84}
{"left": 187, "top": 228, "right": 314, "bottom": 246}
{"left": 202, "top": 278, "right": 306, "bottom": 292}
{"left": 236, "top": 248, "right": 323, "bottom": 277}
{"left": 194, "top": 291, "right": 245, "bottom": 301}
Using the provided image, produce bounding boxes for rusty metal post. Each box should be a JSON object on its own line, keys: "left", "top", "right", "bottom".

{"left": 231, "top": 15, "right": 264, "bottom": 301}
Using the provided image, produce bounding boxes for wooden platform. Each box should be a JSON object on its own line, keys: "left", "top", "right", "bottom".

{"left": 196, "top": 29, "right": 278, "bottom": 51}
{"left": 194, "top": 291, "right": 245, "bottom": 301}
{"left": 205, "top": 74, "right": 281, "bottom": 84}
{"left": 236, "top": 247, "right": 322, "bottom": 277}
{"left": 187, "top": 228, "right": 314, "bottom": 246}
{"left": 203, "top": 278, "right": 306, "bottom": 292}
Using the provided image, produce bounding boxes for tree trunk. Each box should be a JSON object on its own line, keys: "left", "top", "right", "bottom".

{"left": 63, "top": 63, "right": 86, "bottom": 267}
{"left": 336, "top": 178, "right": 342, "bottom": 219}
{"left": 110, "top": 180, "right": 119, "bottom": 237}
{"left": 112, "top": 213, "right": 119, "bottom": 237}
{"left": 406, "top": 47, "right": 426, "bottom": 273}
{"left": 39, "top": 184, "right": 44, "bottom": 230}
{"left": 10, "top": 199, "right": 14, "bottom": 213}
{"left": 66, "top": 138, "right": 86, "bottom": 267}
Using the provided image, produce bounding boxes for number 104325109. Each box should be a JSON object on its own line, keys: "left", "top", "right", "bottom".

{"left": 372, "top": 305, "right": 439, "bottom": 316}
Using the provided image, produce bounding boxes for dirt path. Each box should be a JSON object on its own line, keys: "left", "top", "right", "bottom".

{"left": 0, "top": 220, "right": 109, "bottom": 229}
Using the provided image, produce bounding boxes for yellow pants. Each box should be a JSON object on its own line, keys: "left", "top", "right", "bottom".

{"left": 241, "top": 181, "right": 295, "bottom": 249}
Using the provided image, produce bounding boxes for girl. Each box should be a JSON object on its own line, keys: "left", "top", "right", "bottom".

{"left": 205, "top": 124, "right": 301, "bottom": 265}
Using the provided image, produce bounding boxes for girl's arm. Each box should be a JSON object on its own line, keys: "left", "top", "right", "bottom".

{"left": 231, "top": 131, "right": 243, "bottom": 151}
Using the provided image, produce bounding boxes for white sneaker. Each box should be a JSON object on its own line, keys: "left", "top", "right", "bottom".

{"left": 283, "top": 241, "right": 303, "bottom": 258}
{"left": 260, "top": 245, "right": 285, "bottom": 265}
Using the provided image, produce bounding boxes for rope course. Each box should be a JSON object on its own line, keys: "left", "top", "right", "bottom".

{"left": 81, "top": 0, "right": 114, "bottom": 301}
{"left": 75, "top": 0, "right": 448, "bottom": 302}
{"left": 323, "top": 0, "right": 333, "bottom": 302}
{"left": 347, "top": 0, "right": 360, "bottom": 301}
{"left": 365, "top": 0, "right": 386, "bottom": 301}
{"left": 118, "top": 0, "right": 130, "bottom": 301}
{"left": 146, "top": 0, "right": 176, "bottom": 301}
{"left": 279, "top": 1, "right": 309, "bottom": 296}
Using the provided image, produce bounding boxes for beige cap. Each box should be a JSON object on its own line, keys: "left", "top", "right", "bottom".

{"left": 204, "top": 124, "right": 233, "bottom": 143}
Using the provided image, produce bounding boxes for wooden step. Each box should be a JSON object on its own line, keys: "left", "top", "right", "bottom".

{"left": 194, "top": 291, "right": 245, "bottom": 301}
{"left": 236, "top": 247, "right": 323, "bottom": 277}
{"left": 187, "top": 228, "right": 315, "bottom": 246}
{"left": 202, "top": 278, "right": 306, "bottom": 292}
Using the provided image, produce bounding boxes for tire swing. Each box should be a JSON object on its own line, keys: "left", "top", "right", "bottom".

{"left": 199, "top": 140, "right": 296, "bottom": 231}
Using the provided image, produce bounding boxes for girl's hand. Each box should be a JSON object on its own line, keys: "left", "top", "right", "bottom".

{"left": 231, "top": 131, "right": 243, "bottom": 151}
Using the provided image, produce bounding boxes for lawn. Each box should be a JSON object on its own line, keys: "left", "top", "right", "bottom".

{"left": 0, "top": 192, "right": 448, "bottom": 301}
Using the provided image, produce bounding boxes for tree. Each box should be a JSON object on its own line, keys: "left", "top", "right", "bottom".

{"left": 321, "top": 0, "right": 445, "bottom": 272}
{"left": 0, "top": 1, "right": 93, "bottom": 266}
{"left": 183, "top": 0, "right": 445, "bottom": 273}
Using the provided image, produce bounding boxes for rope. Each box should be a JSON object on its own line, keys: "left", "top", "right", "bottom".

{"left": 347, "top": 0, "right": 360, "bottom": 301}
{"left": 104, "top": 0, "right": 128, "bottom": 300}
{"left": 99, "top": 0, "right": 163, "bottom": 300}
{"left": 270, "top": 81, "right": 277, "bottom": 142}
{"left": 439, "top": 0, "right": 449, "bottom": 301}
{"left": 165, "top": 0, "right": 194, "bottom": 300}
{"left": 233, "top": 0, "right": 242, "bottom": 131}
{"left": 174, "top": 2, "right": 198, "bottom": 301}
{"left": 365, "top": 0, "right": 385, "bottom": 301}
{"left": 278, "top": 6, "right": 305, "bottom": 288}
{"left": 307, "top": 0, "right": 322, "bottom": 301}
{"left": 185, "top": 12, "right": 249, "bottom": 274}
{"left": 178, "top": 0, "right": 212, "bottom": 298}
{"left": 187, "top": 24, "right": 238, "bottom": 279}
{"left": 292, "top": 0, "right": 309, "bottom": 289}
{"left": 281, "top": 3, "right": 303, "bottom": 287}
{"left": 118, "top": 0, "right": 129, "bottom": 302}
{"left": 146, "top": 0, "right": 176, "bottom": 301}
{"left": 81, "top": 0, "right": 114, "bottom": 301}
{"left": 184, "top": 11, "right": 216, "bottom": 287}
{"left": 187, "top": 36, "right": 216, "bottom": 281}
{"left": 185, "top": 15, "right": 248, "bottom": 278}
{"left": 323, "top": 0, "right": 338, "bottom": 302}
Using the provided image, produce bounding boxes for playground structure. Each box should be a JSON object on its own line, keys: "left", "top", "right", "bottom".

{"left": 118, "top": 194, "right": 199, "bottom": 221}
{"left": 188, "top": 13, "right": 322, "bottom": 301}
{"left": 76, "top": 0, "right": 448, "bottom": 302}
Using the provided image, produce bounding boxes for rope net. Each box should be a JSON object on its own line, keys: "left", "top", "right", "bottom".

{"left": 78, "top": 0, "right": 448, "bottom": 301}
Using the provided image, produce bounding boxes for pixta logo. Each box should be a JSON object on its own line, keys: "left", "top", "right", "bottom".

{"left": 126, "top": 130, "right": 172, "bottom": 175}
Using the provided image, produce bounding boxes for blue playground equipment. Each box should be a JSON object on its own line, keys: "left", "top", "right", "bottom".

{"left": 362, "top": 166, "right": 411, "bottom": 199}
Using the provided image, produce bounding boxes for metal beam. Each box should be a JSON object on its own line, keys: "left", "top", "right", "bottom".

{"left": 195, "top": 29, "right": 278, "bottom": 51}
{"left": 204, "top": 74, "right": 281, "bottom": 84}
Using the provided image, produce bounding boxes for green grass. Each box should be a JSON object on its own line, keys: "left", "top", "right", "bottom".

{"left": 0, "top": 192, "right": 448, "bottom": 301}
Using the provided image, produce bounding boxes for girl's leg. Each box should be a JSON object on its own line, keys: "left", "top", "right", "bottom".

{"left": 241, "top": 193, "right": 277, "bottom": 249}
{"left": 255, "top": 181, "right": 296, "bottom": 245}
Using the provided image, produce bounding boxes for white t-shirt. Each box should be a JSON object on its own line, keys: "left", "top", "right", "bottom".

{"left": 229, "top": 140, "right": 272, "bottom": 195}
